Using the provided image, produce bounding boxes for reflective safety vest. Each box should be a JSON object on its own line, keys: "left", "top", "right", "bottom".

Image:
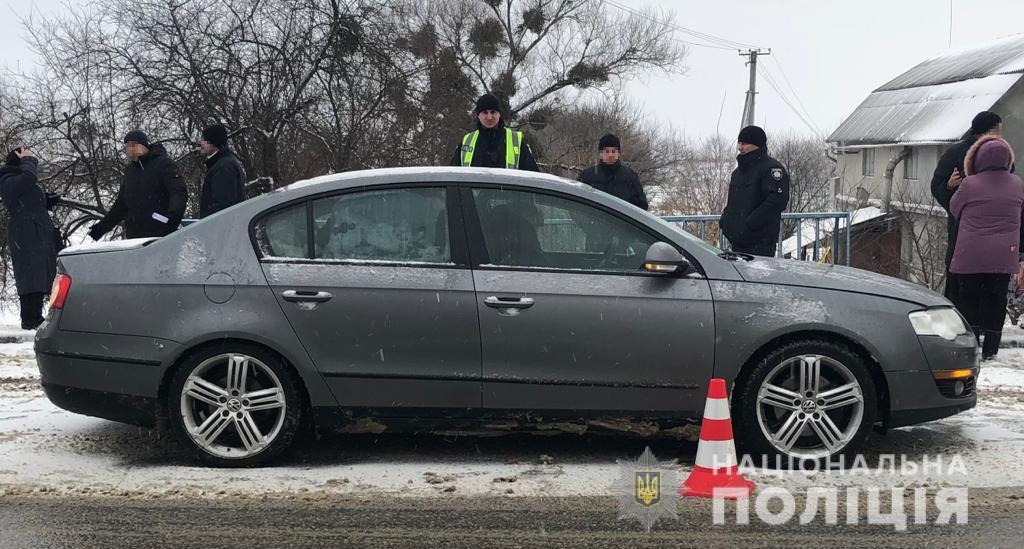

{"left": 459, "top": 128, "right": 523, "bottom": 169}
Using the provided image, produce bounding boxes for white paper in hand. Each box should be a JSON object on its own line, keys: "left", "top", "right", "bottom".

{"left": 152, "top": 212, "right": 169, "bottom": 224}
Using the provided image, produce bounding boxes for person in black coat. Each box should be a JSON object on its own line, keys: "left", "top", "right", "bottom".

{"left": 578, "top": 133, "right": 649, "bottom": 210}
{"left": 198, "top": 124, "right": 246, "bottom": 218}
{"left": 0, "top": 148, "right": 60, "bottom": 329}
{"left": 89, "top": 131, "right": 188, "bottom": 240}
{"left": 930, "top": 111, "right": 1006, "bottom": 306}
{"left": 720, "top": 126, "right": 790, "bottom": 257}
{"left": 449, "top": 93, "right": 539, "bottom": 171}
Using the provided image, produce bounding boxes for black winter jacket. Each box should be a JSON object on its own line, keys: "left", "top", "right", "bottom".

{"left": 199, "top": 148, "right": 246, "bottom": 218}
{"left": 449, "top": 121, "right": 539, "bottom": 171}
{"left": 0, "top": 157, "right": 57, "bottom": 295}
{"left": 932, "top": 136, "right": 976, "bottom": 268}
{"left": 720, "top": 148, "right": 790, "bottom": 246}
{"left": 91, "top": 143, "right": 188, "bottom": 239}
{"left": 578, "top": 161, "right": 649, "bottom": 210}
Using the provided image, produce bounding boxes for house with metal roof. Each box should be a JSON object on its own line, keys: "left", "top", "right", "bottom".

{"left": 825, "top": 34, "right": 1024, "bottom": 288}
{"left": 829, "top": 33, "right": 1024, "bottom": 210}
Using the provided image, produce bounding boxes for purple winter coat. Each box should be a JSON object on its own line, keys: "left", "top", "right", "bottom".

{"left": 950, "top": 136, "right": 1024, "bottom": 274}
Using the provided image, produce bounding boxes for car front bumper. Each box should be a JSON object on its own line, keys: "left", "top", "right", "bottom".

{"left": 884, "top": 333, "right": 979, "bottom": 429}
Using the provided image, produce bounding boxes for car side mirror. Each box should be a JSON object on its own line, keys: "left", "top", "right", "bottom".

{"left": 643, "top": 242, "right": 689, "bottom": 275}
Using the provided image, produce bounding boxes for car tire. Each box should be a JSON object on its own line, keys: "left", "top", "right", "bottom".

{"left": 168, "top": 343, "right": 304, "bottom": 467}
{"left": 732, "top": 339, "right": 877, "bottom": 467}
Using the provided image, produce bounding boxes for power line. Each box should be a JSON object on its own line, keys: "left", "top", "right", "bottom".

{"left": 771, "top": 55, "right": 823, "bottom": 134}
{"left": 758, "top": 64, "right": 823, "bottom": 139}
{"left": 602, "top": 0, "right": 763, "bottom": 51}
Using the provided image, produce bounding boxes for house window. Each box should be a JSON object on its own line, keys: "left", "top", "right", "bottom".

{"left": 903, "top": 149, "right": 918, "bottom": 180}
{"left": 861, "top": 148, "right": 875, "bottom": 176}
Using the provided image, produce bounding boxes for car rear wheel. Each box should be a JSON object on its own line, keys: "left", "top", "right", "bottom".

{"left": 733, "top": 339, "right": 877, "bottom": 466}
{"left": 168, "top": 345, "right": 303, "bottom": 467}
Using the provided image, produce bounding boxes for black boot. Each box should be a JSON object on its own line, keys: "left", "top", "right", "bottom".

{"left": 982, "top": 329, "right": 1002, "bottom": 360}
{"left": 19, "top": 293, "right": 45, "bottom": 330}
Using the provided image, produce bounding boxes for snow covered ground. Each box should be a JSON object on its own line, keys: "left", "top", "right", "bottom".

{"left": 1, "top": 327, "right": 1023, "bottom": 500}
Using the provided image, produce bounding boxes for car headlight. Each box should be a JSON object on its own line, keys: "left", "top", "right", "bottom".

{"left": 909, "top": 308, "right": 967, "bottom": 341}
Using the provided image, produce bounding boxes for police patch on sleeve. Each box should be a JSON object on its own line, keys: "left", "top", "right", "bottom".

{"left": 771, "top": 168, "right": 784, "bottom": 181}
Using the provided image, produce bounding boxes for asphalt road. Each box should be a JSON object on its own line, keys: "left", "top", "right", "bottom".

{"left": 1, "top": 489, "right": 1022, "bottom": 549}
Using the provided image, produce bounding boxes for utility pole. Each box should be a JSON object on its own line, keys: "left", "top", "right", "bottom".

{"left": 739, "top": 48, "right": 770, "bottom": 130}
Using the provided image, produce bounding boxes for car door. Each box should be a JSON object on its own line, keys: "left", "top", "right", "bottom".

{"left": 254, "top": 184, "right": 481, "bottom": 415}
{"left": 464, "top": 186, "right": 715, "bottom": 416}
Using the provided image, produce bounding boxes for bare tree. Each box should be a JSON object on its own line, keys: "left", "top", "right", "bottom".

{"left": 527, "top": 95, "right": 685, "bottom": 185}
{"left": 409, "top": 0, "right": 686, "bottom": 151}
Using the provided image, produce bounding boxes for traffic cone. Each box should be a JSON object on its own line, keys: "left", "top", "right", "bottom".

{"left": 678, "top": 378, "right": 755, "bottom": 499}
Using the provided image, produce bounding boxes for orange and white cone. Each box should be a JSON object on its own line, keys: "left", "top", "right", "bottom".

{"left": 678, "top": 378, "right": 755, "bottom": 499}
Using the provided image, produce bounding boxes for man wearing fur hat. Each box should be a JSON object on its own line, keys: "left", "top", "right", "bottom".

{"left": 198, "top": 123, "right": 246, "bottom": 218}
{"left": 578, "top": 133, "right": 648, "bottom": 210}
{"left": 720, "top": 125, "right": 790, "bottom": 257}
{"left": 89, "top": 130, "right": 188, "bottom": 239}
{"left": 450, "top": 93, "right": 539, "bottom": 171}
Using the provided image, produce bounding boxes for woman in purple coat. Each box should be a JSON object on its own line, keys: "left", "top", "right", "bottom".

{"left": 950, "top": 135, "right": 1024, "bottom": 359}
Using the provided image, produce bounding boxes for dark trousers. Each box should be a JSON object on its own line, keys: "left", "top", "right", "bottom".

{"left": 944, "top": 270, "right": 960, "bottom": 308}
{"left": 958, "top": 273, "right": 1011, "bottom": 358}
{"left": 733, "top": 242, "right": 778, "bottom": 257}
{"left": 19, "top": 292, "right": 46, "bottom": 330}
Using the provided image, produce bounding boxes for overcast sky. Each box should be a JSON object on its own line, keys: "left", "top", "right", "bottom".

{"left": 3, "top": 0, "right": 1024, "bottom": 140}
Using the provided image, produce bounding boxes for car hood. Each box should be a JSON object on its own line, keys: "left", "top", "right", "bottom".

{"left": 732, "top": 258, "right": 950, "bottom": 307}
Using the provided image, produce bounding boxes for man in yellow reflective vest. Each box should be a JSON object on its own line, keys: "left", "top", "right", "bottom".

{"left": 450, "top": 93, "right": 539, "bottom": 171}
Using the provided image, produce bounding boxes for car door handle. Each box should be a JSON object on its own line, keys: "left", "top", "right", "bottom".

{"left": 484, "top": 296, "right": 535, "bottom": 310}
{"left": 281, "top": 290, "right": 334, "bottom": 303}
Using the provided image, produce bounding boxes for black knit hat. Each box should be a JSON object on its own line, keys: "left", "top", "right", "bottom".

{"left": 123, "top": 130, "right": 151, "bottom": 147}
{"left": 474, "top": 93, "right": 502, "bottom": 114}
{"left": 598, "top": 133, "right": 621, "bottom": 150}
{"left": 202, "top": 124, "right": 229, "bottom": 148}
{"left": 4, "top": 148, "right": 21, "bottom": 166}
{"left": 738, "top": 125, "right": 767, "bottom": 148}
{"left": 970, "top": 111, "right": 1002, "bottom": 135}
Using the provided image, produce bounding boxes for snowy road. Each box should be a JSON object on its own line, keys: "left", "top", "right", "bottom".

{"left": 1, "top": 328, "right": 1024, "bottom": 501}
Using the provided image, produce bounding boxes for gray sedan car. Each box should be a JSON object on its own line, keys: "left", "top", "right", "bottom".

{"left": 35, "top": 167, "right": 978, "bottom": 467}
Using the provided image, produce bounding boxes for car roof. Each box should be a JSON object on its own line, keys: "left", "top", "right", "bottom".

{"left": 276, "top": 166, "right": 600, "bottom": 199}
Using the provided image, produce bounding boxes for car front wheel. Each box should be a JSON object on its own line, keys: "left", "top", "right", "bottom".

{"left": 734, "top": 339, "right": 877, "bottom": 466}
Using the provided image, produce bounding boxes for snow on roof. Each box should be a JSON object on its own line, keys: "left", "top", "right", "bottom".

{"left": 828, "top": 34, "right": 1024, "bottom": 147}
{"left": 780, "top": 206, "right": 886, "bottom": 257}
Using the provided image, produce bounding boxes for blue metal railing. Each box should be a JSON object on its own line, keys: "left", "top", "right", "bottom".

{"left": 661, "top": 212, "right": 852, "bottom": 266}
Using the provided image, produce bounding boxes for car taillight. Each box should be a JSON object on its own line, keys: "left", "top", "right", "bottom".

{"left": 48, "top": 274, "right": 72, "bottom": 309}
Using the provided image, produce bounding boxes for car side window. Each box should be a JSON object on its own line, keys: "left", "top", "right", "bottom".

{"left": 472, "top": 188, "right": 658, "bottom": 272}
{"left": 255, "top": 203, "right": 309, "bottom": 259}
{"left": 312, "top": 187, "right": 450, "bottom": 264}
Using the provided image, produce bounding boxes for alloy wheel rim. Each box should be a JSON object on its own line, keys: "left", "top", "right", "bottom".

{"left": 180, "top": 353, "right": 287, "bottom": 459}
{"left": 755, "top": 354, "right": 865, "bottom": 460}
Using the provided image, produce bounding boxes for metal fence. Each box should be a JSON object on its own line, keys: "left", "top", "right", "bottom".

{"left": 661, "top": 212, "right": 853, "bottom": 266}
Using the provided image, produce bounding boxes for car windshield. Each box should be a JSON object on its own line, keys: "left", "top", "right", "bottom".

{"left": 647, "top": 214, "right": 724, "bottom": 255}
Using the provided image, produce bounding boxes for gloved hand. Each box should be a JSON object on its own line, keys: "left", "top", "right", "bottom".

{"left": 45, "top": 192, "right": 62, "bottom": 210}
{"left": 87, "top": 224, "right": 105, "bottom": 241}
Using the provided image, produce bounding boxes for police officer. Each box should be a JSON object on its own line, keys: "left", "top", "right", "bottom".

{"left": 450, "top": 93, "right": 539, "bottom": 171}
{"left": 578, "top": 133, "right": 648, "bottom": 210}
{"left": 720, "top": 125, "right": 790, "bottom": 257}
